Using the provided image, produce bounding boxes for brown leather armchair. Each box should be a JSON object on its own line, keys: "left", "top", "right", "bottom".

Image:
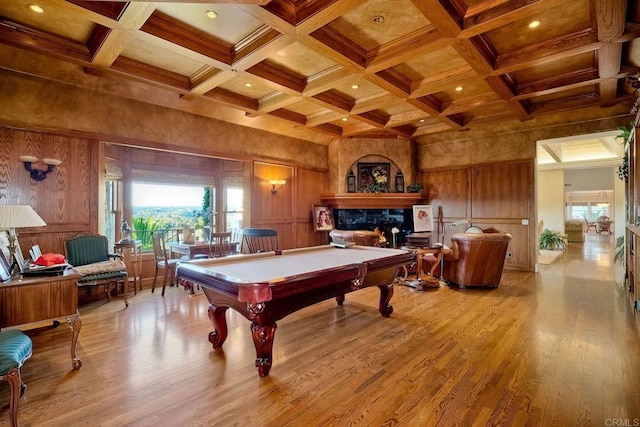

{"left": 422, "top": 232, "right": 512, "bottom": 288}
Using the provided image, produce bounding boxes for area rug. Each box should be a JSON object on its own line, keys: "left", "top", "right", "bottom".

{"left": 539, "top": 250, "right": 563, "bottom": 265}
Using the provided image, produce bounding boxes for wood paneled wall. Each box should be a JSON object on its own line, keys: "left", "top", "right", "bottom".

{"left": 422, "top": 159, "right": 535, "bottom": 271}
{"left": 0, "top": 127, "right": 96, "bottom": 257}
{"left": 252, "top": 161, "right": 329, "bottom": 250}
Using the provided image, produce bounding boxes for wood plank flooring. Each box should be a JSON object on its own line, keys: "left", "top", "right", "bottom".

{"left": 1, "top": 235, "right": 639, "bottom": 426}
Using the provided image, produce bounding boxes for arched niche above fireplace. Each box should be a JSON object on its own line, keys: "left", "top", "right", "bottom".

{"left": 345, "top": 155, "right": 405, "bottom": 194}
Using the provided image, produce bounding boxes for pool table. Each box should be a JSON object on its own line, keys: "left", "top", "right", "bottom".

{"left": 176, "top": 244, "right": 414, "bottom": 377}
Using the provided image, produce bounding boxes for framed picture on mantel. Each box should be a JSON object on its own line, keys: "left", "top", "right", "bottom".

{"left": 357, "top": 163, "right": 390, "bottom": 192}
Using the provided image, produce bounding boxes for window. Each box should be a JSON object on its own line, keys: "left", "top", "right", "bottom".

{"left": 224, "top": 186, "right": 243, "bottom": 231}
{"left": 131, "top": 183, "right": 210, "bottom": 249}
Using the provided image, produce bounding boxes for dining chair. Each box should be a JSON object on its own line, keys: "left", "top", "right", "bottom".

{"left": 151, "top": 231, "right": 180, "bottom": 296}
{"left": 241, "top": 228, "right": 278, "bottom": 253}
{"left": 209, "top": 232, "right": 233, "bottom": 257}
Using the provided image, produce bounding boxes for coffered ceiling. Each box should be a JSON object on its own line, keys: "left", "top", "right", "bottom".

{"left": 0, "top": 0, "right": 639, "bottom": 145}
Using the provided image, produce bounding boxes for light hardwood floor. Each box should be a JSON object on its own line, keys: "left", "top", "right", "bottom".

{"left": 1, "top": 236, "right": 639, "bottom": 426}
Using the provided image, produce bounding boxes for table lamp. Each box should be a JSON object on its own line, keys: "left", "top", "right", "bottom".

{"left": 0, "top": 205, "right": 47, "bottom": 275}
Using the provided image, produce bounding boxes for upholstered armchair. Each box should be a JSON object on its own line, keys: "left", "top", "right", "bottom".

{"left": 65, "top": 234, "right": 129, "bottom": 306}
{"left": 422, "top": 232, "right": 512, "bottom": 288}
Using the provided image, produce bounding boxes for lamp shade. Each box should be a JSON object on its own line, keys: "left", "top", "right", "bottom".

{"left": 0, "top": 205, "right": 47, "bottom": 229}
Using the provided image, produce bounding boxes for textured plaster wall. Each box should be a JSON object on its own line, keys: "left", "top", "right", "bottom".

{"left": 328, "top": 138, "right": 414, "bottom": 193}
{"left": 0, "top": 70, "right": 328, "bottom": 170}
{"left": 416, "top": 106, "right": 632, "bottom": 169}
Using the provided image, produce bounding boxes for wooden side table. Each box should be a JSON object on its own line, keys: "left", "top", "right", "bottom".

{"left": 0, "top": 270, "right": 83, "bottom": 370}
{"left": 114, "top": 240, "right": 142, "bottom": 292}
{"left": 400, "top": 245, "right": 445, "bottom": 290}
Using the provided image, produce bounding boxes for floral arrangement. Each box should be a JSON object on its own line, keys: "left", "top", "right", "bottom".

{"left": 360, "top": 182, "right": 389, "bottom": 194}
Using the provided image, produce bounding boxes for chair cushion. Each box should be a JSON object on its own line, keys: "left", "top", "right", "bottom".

{"left": 0, "top": 330, "right": 33, "bottom": 374}
{"left": 74, "top": 260, "right": 127, "bottom": 284}
{"left": 74, "top": 260, "right": 126, "bottom": 276}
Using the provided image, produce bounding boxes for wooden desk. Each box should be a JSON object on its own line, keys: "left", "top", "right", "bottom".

{"left": 114, "top": 240, "right": 142, "bottom": 292}
{"left": 0, "top": 271, "right": 83, "bottom": 370}
{"left": 168, "top": 241, "right": 239, "bottom": 260}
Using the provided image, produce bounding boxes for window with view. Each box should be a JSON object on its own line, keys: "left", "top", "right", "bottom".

{"left": 131, "top": 183, "right": 210, "bottom": 250}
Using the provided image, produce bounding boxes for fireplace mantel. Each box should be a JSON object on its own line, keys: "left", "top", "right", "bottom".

{"left": 320, "top": 193, "right": 424, "bottom": 209}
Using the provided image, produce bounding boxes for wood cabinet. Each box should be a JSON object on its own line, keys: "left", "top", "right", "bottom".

{"left": 0, "top": 272, "right": 83, "bottom": 369}
{"left": 625, "top": 111, "right": 640, "bottom": 311}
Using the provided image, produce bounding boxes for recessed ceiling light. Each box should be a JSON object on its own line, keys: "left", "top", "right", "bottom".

{"left": 455, "top": 86, "right": 463, "bottom": 92}
{"left": 206, "top": 10, "right": 218, "bottom": 19}
{"left": 528, "top": 20, "right": 540, "bottom": 29}
{"left": 29, "top": 4, "right": 44, "bottom": 13}
{"left": 351, "top": 84, "right": 359, "bottom": 89}
{"left": 245, "top": 83, "right": 252, "bottom": 88}
{"left": 419, "top": 119, "right": 425, "bottom": 123}
{"left": 372, "top": 15, "right": 384, "bottom": 24}
{"left": 341, "top": 117, "right": 348, "bottom": 122}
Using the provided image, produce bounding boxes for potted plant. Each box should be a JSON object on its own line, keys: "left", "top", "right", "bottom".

{"left": 616, "top": 123, "right": 632, "bottom": 182}
{"left": 406, "top": 183, "right": 423, "bottom": 193}
{"left": 614, "top": 235, "right": 625, "bottom": 266}
{"left": 539, "top": 229, "right": 567, "bottom": 251}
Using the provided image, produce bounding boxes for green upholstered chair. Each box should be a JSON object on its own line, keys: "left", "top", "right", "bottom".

{"left": 65, "top": 234, "right": 129, "bottom": 307}
{"left": 0, "top": 329, "right": 33, "bottom": 427}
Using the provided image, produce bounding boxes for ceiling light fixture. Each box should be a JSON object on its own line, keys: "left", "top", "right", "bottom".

{"left": 351, "top": 84, "right": 359, "bottom": 89}
{"left": 206, "top": 10, "right": 218, "bottom": 19}
{"left": 455, "top": 86, "right": 463, "bottom": 92}
{"left": 245, "top": 83, "right": 252, "bottom": 88}
{"left": 595, "top": 190, "right": 609, "bottom": 208}
{"left": 29, "top": 4, "right": 44, "bottom": 13}
{"left": 528, "top": 20, "right": 540, "bottom": 29}
{"left": 341, "top": 117, "right": 348, "bottom": 122}
{"left": 372, "top": 15, "right": 384, "bottom": 24}
{"left": 419, "top": 119, "right": 425, "bottom": 123}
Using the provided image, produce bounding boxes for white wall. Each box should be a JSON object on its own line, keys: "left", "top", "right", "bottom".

{"left": 538, "top": 169, "right": 565, "bottom": 233}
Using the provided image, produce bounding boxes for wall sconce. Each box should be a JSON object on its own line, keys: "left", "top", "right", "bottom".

{"left": 394, "top": 171, "right": 404, "bottom": 193}
{"left": 269, "top": 179, "right": 286, "bottom": 195}
{"left": 18, "top": 155, "right": 62, "bottom": 181}
{"left": 346, "top": 169, "right": 356, "bottom": 193}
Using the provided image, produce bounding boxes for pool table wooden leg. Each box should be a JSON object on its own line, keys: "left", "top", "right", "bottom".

{"left": 207, "top": 305, "right": 228, "bottom": 348}
{"left": 335, "top": 293, "right": 345, "bottom": 305}
{"left": 377, "top": 283, "right": 394, "bottom": 317}
{"left": 250, "top": 322, "right": 277, "bottom": 377}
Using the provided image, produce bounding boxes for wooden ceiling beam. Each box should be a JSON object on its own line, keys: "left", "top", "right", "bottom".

{"left": 494, "top": 29, "right": 601, "bottom": 74}
{"left": 529, "top": 93, "right": 601, "bottom": 116}
{"left": 295, "top": 0, "right": 370, "bottom": 34}
{"left": 440, "top": 92, "right": 503, "bottom": 116}
{"left": 387, "top": 109, "right": 431, "bottom": 127}
{"left": 89, "top": 3, "right": 156, "bottom": 68}
{"left": 351, "top": 94, "right": 403, "bottom": 115}
{"left": 366, "top": 28, "right": 452, "bottom": 73}
{"left": 305, "top": 109, "right": 344, "bottom": 127}
{"left": 0, "top": 18, "right": 91, "bottom": 63}
{"left": 252, "top": 93, "right": 301, "bottom": 115}
{"left": 409, "top": 66, "right": 477, "bottom": 98}
{"left": 516, "top": 68, "right": 600, "bottom": 97}
{"left": 110, "top": 56, "right": 192, "bottom": 91}
{"left": 460, "top": 0, "right": 570, "bottom": 38}
{"left": 141, "top": 11, "right": 233, "bottom": 65}
{"left": 410, "top": 0, "right": 462, "bottom": 37}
